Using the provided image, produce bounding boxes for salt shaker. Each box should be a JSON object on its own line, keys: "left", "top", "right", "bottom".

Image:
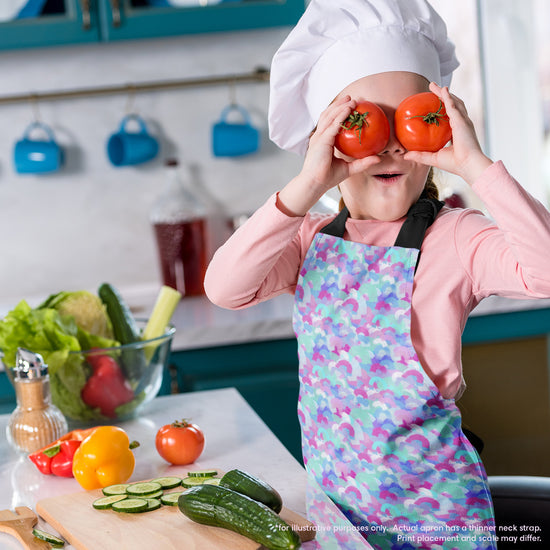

{"left": 6, "top": 348, "right": 68, "bottom": 453}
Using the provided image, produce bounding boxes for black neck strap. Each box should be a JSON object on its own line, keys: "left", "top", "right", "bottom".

{"left": 319, "top": 197, "right": 444, "bottom": 270}
{"left": 393, "top": 198, "right": 444, "bottom": 249}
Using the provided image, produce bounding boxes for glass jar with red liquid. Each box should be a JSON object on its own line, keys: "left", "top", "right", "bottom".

{"left": 151, "top": 159, "right": 209, "bottom": 297}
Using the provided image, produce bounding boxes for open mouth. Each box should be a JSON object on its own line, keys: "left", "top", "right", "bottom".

{"left": 374, "top": 173, "right": 403, "bottom": 183}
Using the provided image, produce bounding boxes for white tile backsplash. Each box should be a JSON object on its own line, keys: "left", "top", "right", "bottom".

{"left": 0, "top": 29, "right": 302, "bottom": 304}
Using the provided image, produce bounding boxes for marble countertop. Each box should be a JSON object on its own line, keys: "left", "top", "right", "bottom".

{"left": 0, "top": 388, "right": 309, "bottom": 550}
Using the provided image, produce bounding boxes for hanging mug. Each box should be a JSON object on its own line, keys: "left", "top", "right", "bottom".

{"left": 107, "top": 114, "right": 159, "bottom": 167}
{"left": 13, "top": 121, "right": 64, "bottom": 175}
{"left": 212, "top": 104, "right": 260, "bottom": 157}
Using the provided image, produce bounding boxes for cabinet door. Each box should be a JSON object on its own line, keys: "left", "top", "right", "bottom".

{"left": 0, "top": 0, "right": 100, "bottom": 51}
{"left": 98, "top": 0, "right": 304, "bottom": 42}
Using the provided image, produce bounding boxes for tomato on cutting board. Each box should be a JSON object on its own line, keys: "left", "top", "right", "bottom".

{"left": 334, "top": 100, "right": 390, "bottom": 159}
{"left": 394, "top": 91, "right": 452, "bottom": 152}
{"left": 155, "top": 420, "right": 205, "bottom": 465}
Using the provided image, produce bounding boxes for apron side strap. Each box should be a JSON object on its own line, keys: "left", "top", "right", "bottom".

{"left": 319, "top": 206, "right": 349, "bottom": 237}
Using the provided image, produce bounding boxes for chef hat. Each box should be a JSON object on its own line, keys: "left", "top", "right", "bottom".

{"left": 268, "top": 0, "right": 459, "bottom": 155}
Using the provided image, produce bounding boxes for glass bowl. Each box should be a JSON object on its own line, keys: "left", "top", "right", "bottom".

{"left": 4, "top": 319, "right": 175, "bottom": 423}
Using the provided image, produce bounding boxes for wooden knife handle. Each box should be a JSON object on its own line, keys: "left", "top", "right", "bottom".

{"left": 0, "top": 524, "right": 51, "bottom": 550}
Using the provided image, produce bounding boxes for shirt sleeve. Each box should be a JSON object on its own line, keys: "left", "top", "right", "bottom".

{"left": 204, "top": 193, "right": 307, "bottom": 309}
{"left": 456, "top": 161, "right": 550, "bottom": 300}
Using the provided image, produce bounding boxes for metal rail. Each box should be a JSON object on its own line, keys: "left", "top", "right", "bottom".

{"left": 0, "top": 66, "right": 270, "bottom": 106}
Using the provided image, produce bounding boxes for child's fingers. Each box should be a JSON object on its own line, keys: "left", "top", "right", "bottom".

{"left": 315, "top": 96, "right": 355, "bottom": 135}
{"left": 403, "top": 150, "right": 439, "bottom": 166}
{"left": 439, "top": 86, "right": 470, "bottom": 123}
{"left": 347, "top": 155, "right": 382, "bottom": 175}
{"left": 428, "top": 81, "right": 442, "bottom": 96}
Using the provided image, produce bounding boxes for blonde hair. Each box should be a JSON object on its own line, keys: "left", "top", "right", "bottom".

{"left": 338, "top": 167, "right": 438, "bottom": 211}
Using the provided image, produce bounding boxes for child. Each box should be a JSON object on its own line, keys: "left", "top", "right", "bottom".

{"left": 205, "top": 0, "right": 550, "bottom": 547}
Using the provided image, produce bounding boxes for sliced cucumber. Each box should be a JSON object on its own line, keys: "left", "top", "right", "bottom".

{"left": 160, "top": 491, "right": 186, "bottom": 506}
{"left": 187, "top": 469, "right": 218, "bottom": 478}
{"left": 102, "top": 483, "right": 130, "bottom": 496}
{"left": 112, "top": 498, "right": 149, "bottom": 513}
{"left": 182, "top": 476, "right": 215, "bottom": 488}
{"left": 126, "top": 481, "right": 163, "bottom": 496}
{"left": 142, "top": 489, "right": 164, "bottom": 500}
{"left": 150, "top": 476, "right": 182, "bottom": 489}
{"left": 32, "top": 528, "right": 65, "bottom": 547}
{"left": 93, "top": 494, "right": 128, "bottom": 510}
{"left": 203, "top": 478, "right": 221, "bottom": 485}
{"left": 144, "top": 498, "right": 162, "bottom": 512}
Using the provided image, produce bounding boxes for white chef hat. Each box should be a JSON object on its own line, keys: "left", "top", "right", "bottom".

{"left": 268, "top": 0, "right": 459, "bottom": 155}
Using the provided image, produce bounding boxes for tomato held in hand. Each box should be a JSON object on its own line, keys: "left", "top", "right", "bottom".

{"left": 155, "top": 420, "right": 205, "bottom": 465}
{"left": 334, "top": 101, "right": 390, "bottom": 159}
{"left": 394, "top": 92, "right": 452, "bottom": 152}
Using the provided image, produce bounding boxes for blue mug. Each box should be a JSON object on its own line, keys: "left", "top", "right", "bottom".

{"left": 107, "top": 114, "right": 159, "bottom": 167}
{"left": 13, "top": 121, "right": 64, "bottom": 175}
{"left": 212, "top": 104, "right": 260, "bottom": 157}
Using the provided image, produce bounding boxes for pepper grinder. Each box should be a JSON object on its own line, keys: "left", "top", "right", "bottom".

{"left": 6, "top": 348, "right": 68, "bottom": 453}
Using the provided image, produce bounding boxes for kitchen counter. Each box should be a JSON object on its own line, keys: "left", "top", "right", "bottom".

{"left": 0, "top": 388, "right": 371, "bottom": 550}
{"left": 0, "top": 388, "right": 305, "bottom": 550}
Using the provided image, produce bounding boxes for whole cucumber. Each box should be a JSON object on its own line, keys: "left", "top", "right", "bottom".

{"left": 98, "top": 282, "right": 147, "bottom": 383}
{"left": 178, "top": 484, "right": 301, "bottom": 550}
{"left": 220, "top": 469, "right": 283, "bottom": 513}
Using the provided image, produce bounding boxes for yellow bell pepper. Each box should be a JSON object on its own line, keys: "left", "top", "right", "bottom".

{"left": 72, "top": 426, "right": 138, "bottom": 490}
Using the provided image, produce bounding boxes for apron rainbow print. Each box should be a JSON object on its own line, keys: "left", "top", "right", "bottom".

{"left": 293, "top": 199, "right": 496, "bottom": 549}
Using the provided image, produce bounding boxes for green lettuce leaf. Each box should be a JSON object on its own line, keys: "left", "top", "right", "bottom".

{"left": 0, "top": 299, "right": 121, "bottom": 420}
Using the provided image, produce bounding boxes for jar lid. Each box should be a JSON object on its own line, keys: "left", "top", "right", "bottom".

{"left": 14, "top": 348, "right": 48, "bottom": 379}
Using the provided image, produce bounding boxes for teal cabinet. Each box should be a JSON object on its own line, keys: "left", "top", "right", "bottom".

{"left": 100, "top": 1, "right": 305, "bottom": 42}
{"left": 0, "top": 0, "right": 304, "bottom": 51}
{"left": 170, "top": 338, "right": 303, "bottom": 463}
{"left": 0, "top": 1, "right": 99, "bottom": 51}
{"left": 0, "top": 371, "right": 16, "bottom": 415}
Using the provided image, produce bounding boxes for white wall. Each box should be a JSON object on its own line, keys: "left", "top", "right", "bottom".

{"left": 0, "top": 28, "right": 303, "bottom": 305}
{"left": 0, "top": 2, "right": 484, "bottom": 307}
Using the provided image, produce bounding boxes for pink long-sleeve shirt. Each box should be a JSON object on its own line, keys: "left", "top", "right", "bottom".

{"left": 204, "top": 161, "right": 550, "bottom": 399}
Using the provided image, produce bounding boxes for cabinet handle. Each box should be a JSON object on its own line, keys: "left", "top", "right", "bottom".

{"left": 79, "top": 0, "right": 91, "bottom": 30}
{"left": 109, "top": 0, "right": 121, "bottom": 28}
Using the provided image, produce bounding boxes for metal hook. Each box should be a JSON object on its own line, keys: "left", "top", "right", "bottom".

{"left": 228, "top": 78, "right": 237, "bottom": 106}
{"left": 125, "top": 84, "right": 137, "bottom": 115}
{"left": 29, "top": 93, "right": 41, "bottom": 122}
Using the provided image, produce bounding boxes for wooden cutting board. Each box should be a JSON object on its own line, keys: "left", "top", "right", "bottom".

{"left": 36, "top": 473, "right": 315, "bottom": 550}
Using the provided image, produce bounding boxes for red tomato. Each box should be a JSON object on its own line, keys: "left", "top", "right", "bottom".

{"left": 155, "top": 420, "right": 205, "bottom": 465}
{"left": 394, "top": 92, "right": 452, "bottom": 152}
{"left": 334, "top": 101, "right": 390, "bottom": 159}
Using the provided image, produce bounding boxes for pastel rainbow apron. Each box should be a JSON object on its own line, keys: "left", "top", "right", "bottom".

{"left": 293, "top": 198, "right": 497, "bottom": 549}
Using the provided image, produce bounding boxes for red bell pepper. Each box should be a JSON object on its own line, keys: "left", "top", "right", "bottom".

{"left": 81, "top": 354, "right": 134, "bottom": 418}
{"left": 28, "top": 427, "right": 96, "bottom": 477}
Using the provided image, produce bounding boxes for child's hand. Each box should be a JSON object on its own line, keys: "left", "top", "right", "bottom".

{"left": 404, "top": 83, "right": 492, "bottom": 185}
{"left": 278, "top": 96, "right": 381, "bottom": 216}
